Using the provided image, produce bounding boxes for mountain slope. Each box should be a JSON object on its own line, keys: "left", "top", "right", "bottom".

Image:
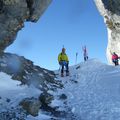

{"left": 54, "top": 59, "right": 120, "bottom": 120}
{"left": 0, "top": 72, "right": 60, "bottom": 120}
{"left": 1, "top": 59, "right": 120, "bottom": 120}
{"left": 0, "top": 72, "right": 41, "bottom": 119}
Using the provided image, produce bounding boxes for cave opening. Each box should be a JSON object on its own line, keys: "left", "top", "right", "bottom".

{"left": 5, "top": 0, "right": 108, "bottom": 70}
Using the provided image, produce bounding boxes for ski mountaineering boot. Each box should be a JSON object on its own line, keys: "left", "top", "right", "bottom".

{"left": 61, "top": 73, "right": 64, "bottom": 77}
{"left": 66, "top": 72, "right": 69, "bottom": 76}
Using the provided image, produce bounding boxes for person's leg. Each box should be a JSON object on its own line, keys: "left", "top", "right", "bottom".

{"left": 116, "top": 59, "right": 119, "bottom": 65}
{"left": 117, "top": 60, "right": 119, "bottom": 65}
{"left": 84, "top": 57, "right": 86, "bottom": 61}
{"left": 112, "top": 60, "right": 116, "bottom": 66}
{"left": 65, "top": 62, "right": 69, "bottom": 76}
{"left": 61, "top": 62, "right": 64, "bottom": 77}
{"left": 87, "top": 56, "right": 88, "bottom": 60}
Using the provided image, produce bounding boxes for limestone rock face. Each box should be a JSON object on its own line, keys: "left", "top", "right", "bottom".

{"left": 0, "top": 0, "right": 51, "bottom": 51}
{"left": 95, "top": 0, "right": 120, "bottom": 63}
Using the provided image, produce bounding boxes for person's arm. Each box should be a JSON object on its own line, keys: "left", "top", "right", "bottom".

{"left": 66, "top": 55, "right": 69, "bottom": 63}
{"left": 58, "top": 54, "right": 61, "bottom": 63}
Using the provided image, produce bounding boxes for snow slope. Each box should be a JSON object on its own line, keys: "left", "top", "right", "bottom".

{"left": 0, "top": 72, "right": 58, "bottom": 120}
{"left": 54, "top": 59, "right": 120, "bottom": 120}
{"left": 1, "top": 59, "right": 120, "bottom": 120}
{"left": 0, "top": 72, "right": 41, "bottom": 111}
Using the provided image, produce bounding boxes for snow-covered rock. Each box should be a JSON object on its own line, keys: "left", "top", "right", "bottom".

{"left": 0, "top": 71, "right": 62, "bottom": 119}
{"left": 0, "top": 53, "right": 61, "bottom": 91}
{"left": 0, "top": 72, "right": 41, "bottom": 119}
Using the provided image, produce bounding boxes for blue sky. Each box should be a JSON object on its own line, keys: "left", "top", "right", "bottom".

{"left": 6, "top": 0, "right": 108, "bottom": 70}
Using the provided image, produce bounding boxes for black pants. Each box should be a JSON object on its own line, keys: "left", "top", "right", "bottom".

{"left": 84, "top": 56, "right": 88, "bottom": 61}
{"left": 112, "top": 59, "right": 119, "bottom": 66}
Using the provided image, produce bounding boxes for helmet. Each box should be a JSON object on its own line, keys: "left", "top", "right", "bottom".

{"left": 62, "top": 47, "right": 66, "bottom": 53}
{"left": 62, "top": 47, "right": 65, "bottom": 51}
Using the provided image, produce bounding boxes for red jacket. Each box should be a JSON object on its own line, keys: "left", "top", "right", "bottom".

{"left": 112, "top": 54, "right": 119, "bottom": 60}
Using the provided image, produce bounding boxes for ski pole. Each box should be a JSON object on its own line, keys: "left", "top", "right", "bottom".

{"left": 75, "top": 52, "right": 78, "bottom": 64}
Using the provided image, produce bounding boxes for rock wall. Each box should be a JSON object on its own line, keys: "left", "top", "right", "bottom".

{"left": 95, "top": 0, "right": 120, "bottom": 64}
{"left": 0, "top": 0, "right": 52, "bottom": 51}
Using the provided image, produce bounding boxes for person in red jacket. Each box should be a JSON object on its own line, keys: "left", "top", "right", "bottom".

{"left": 112, "top": 52, "right": 119, "bottom": 66}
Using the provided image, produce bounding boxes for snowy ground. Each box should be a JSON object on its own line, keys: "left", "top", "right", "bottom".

{"left": 0, "top": 72, "right": 58, "bottom": 120}
{"left": 1, "top": 59, "right": 120, "bottom": 120}
{"left": 0, "top": 72, "right": 41, "bottom": 111}
{"left": 53, "top": 59, "right": 120, "bottom": 120}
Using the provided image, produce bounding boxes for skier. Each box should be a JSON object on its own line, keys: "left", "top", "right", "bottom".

{"left": 82, "top": 46, "right": 88, "bottom": 61}
{"left": 112, "top": 52, "right": 119, "bottom": 66}
{"left": 58, "top": 47, "right": 69, "bottom": 77}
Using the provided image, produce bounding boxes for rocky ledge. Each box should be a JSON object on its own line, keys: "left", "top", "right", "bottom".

{"left": 0, "top": 52, "right": 62, "bottom": 91}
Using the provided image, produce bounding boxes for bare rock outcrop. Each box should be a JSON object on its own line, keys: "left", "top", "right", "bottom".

{"left": 0, "top": 53, "right": 63, "bottom": 91}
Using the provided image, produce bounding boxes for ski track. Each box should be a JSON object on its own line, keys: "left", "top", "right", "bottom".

{"left": 56, "top": 59, "right": 120, "bottom": 120}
